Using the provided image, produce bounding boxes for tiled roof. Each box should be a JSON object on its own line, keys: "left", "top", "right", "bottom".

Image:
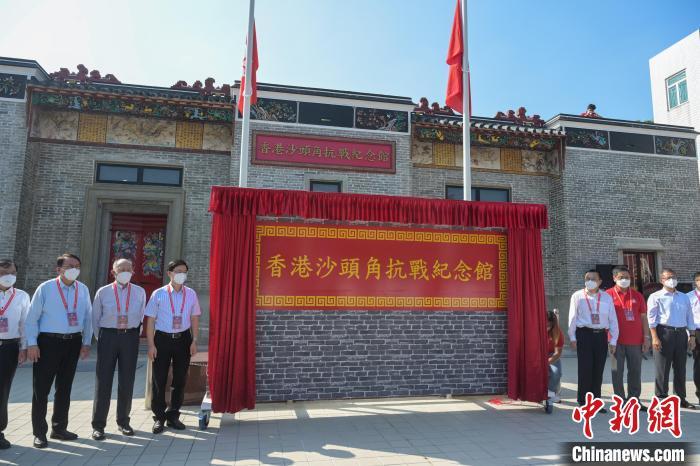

{"left": 413, "top": 114, "right": 566, "bottom": 137}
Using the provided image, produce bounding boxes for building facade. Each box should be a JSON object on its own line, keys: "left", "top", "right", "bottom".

{"left": 2, "top": 56, "right": 700, "bottom": 399}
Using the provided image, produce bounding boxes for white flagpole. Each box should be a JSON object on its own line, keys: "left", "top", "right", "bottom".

{"left": 462, "top": 0, "right": 471, "bottom": 201}
{"left": 238, "top": 0, "right": 256, "bottom": 188}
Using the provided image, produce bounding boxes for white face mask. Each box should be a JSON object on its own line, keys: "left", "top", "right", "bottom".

{"left": 63, "top": 268, "right": 80, "bottom": 281}
{"left": 116, "top": 271, "right": 133, "bottom": 285}
{"left": 0, "top": 274, "right": 17, "bottom": 288}
{"left": 173, "top": 272, "right": 187, "bottom": 285}
{"left": 616, "top": 279, "right": 631, "bottom": 289}
{"left": 584, "top": 280, "right": 598, "bottom": 291}
{"left": 664, "top": 278, "right": 678, "bottom": 289}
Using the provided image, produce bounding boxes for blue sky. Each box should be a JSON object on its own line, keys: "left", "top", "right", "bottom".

{"left": 1, "top": 0, "right": 697, "bottom": 121}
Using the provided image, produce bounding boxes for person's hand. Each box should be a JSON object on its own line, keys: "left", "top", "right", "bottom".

{"left": 652, "top": 337, "right": 662, "bottom": 352}
{"left": 609, "top": 345, "right": 616, "bottom": 356}
{"left": 570, "top": 341, "right": 577, "bottom": 350}
{"left": 18, "top": 350, "right": 27, "bottom": 365}
{"left": 689, "top": 337, "right": 696, "bottom": 351}
{"left": 148, "top": 345, "right": 157, "bottom": 361}
{"left": 80, "top": 346, "right": 90, "bottom": 360}
{"left": 190, "top": 341, "right": 198, "bottom": 357}
{"left": 642, "top": 340, "right": 650, "bottom": 354}
{"left": 27, "top": 345, "right": 40, "bottom": 363}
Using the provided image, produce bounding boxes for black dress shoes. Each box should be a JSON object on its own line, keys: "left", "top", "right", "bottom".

{"left": 166, "top": 418, "right": 186, "bottom": 430}
{"left": 118, "top": 424, "right": 134, "bottom": 436}
{"left": 33, "top": 436, "right": 48, "bottom": 449}
{"left": 681, "top": 399, "right": 696, "bottom": 409}
{"left": 152, "top": 420, "right": 164, "bottom": 434}
{"left": 0, "top": 434, "right": 10, "bottom": 449}
{"left": 92, "top": 429, "right": 105, "bottom": 441}
{"left": 50, "top": 429, "right": 78, "bottom": 441}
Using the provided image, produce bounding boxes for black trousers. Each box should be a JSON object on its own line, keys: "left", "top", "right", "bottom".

{"left": 151, "top": 330, "right": 192, "bottom": 422}
{"left": 654, "top": 325, "right": 688, "bottom": 399}
{"left": 92, "top": 328, "right": 140, "bottom": 430}
{"left": 32, "top": 334, "right": 81, "bottom": 437}
{"left": 576, "top": 327, "right": 608, "bottom": 405}
{"left": 0, "top": 341, "right": 19, "bottom": 433}
{"left": 694, "top": 330, "right": 700, "bottom": 400}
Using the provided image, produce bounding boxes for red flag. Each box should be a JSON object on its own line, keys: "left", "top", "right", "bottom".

{"left": 445, "top": 0, "right": 470, "bottom": 115}
{"left": 238, "top": 23, "right": 259, "bottom": 115}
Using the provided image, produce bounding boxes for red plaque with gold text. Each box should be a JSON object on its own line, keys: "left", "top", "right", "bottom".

{"left": 255, "top": 223, "right": 507, "bottom": 310}
{"left": 252, "top": 132, "right": 395, "bottom": 173}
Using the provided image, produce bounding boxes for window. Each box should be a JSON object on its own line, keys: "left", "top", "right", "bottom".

{"left": 623, "top": 251, "right": 658, "bottom": 297}
{"left": 666, "top": 70, "right": 688, "bottom": 109}
{"left": 96, "top": 164, "right": 182, "bottom": 187}
{"left": 310, "top": 180, "right": 342, "bottom": 193}
{"left": 446, "top": 185, "right": 510, "bottom": 202}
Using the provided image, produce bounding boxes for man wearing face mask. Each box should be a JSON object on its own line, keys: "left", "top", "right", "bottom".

{"left": 90, "top": 258, "right": 146, "bottom": 441}
{"left": 25, "top": 253, "right": 92, "bottom": 449}
{"left": 0, "top": 259, "right": 29, "bottom": 449}
{"left": 145, "top": 259, "right": 201, "bottom": 433}
{"left": 648, "top": 268, "right": 696, "bottom": 408}
{"left": 606, "top": 265, "right": 650, "bottom": 410}
{"left": 568, "top": 269, "right": 619, "bottom": 410}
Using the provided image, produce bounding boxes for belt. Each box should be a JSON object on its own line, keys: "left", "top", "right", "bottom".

{"left": 578, "top": 327, "right": 608, "bottom": 333}
{"left": 101, "top": 327, "right": 140, "bottom": 335}
{"left": 658, "top": 324, "right": 687, "bottom": 332}
{"left": 156, "top": 330, "right": 190, "bottom": 339}
{"left": 40, "top": 332, "right": 82, "bottom": 340}
{"left": 0, "top": 338, "right": 20, "bottom": 346}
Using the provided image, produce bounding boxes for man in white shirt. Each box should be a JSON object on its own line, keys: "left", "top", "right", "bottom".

{"left": 91, "top": 258, "right": 146, "bottom": 441}
{"left": 25, "top": 253, "right": 93, "bottom": 449}
{"left": 648, "top": 268, "right": 696, "bottom": 408}
{"left": 689, "top": 272, "right": 700, "bottom": 405}
{"left": 568, "top": 269, "right": 618, "bottom": 411}
{"left": 145, "top": 259, "right": 201, "bottom": 434}
{"left": 0, "top": 259, "right": 29, "bottom": 449}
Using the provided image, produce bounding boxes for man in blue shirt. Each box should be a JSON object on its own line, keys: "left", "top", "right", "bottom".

{"left": 648, "top": 267, "right": 696, "bottom": 409}
{"left": 25, "top": 253, "right": 93, "bottom": 448}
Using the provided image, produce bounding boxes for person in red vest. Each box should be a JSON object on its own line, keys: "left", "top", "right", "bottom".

{"left": 606, "top": 265, "right": 650, "bottom": 410}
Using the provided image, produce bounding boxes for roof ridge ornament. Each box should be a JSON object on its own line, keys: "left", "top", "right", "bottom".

{"left": 170, "top": 77, "right": 232, "bottom": 98}
{"left": 494, "top": 107, "right": 544, "bottom": 127}
{"left": 49, "top": 64, "right": 121, "bottom": 84}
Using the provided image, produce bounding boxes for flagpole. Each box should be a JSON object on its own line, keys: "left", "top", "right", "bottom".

{"left": 238, "top": 0, "right": 256, "bottom": 188}
{"left": 461, "top": 0, "right": 471, "bottom": 201}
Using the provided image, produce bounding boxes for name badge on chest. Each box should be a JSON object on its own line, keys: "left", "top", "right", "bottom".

{"left": 172, "top": 315, "right": 183, "bottom": 331}
{"left": 591, "top": 313, "right": 600, "bottom": 325}
{"left": 0, "top": 317, "right": 8, "bottom": 333}
{"left": 624, "top": 308, "right": 635, "bottom": 321}
{"left": 117, "top": 315, "right": 128, "bottom": 329}
{"left": 67, "top": 312, "right": 79, "bottom": 327}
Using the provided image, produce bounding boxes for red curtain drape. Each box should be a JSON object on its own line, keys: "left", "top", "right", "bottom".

{"left": 209, "top": 187, "right": 549, "bottom": 413}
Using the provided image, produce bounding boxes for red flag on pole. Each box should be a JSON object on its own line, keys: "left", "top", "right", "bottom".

{"left": 445, "top": 0, "right": 470, "bottom": 115}
{"left": 238, "top": 23, "right": 259, "bottom": 115}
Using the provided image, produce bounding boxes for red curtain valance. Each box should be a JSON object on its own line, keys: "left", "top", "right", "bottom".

{"left": 209, "top": 186, "right": 548, "bottom": 230}
{"left": 208, "top": 186, "right": 549, "bottom": 413}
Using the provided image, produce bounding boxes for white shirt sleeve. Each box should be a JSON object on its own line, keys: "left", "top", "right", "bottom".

{"left": 568, "top": 292, "right": 578, "bottom": 343}
{"left": 608, "top": 298, "right": 619, "bottom": 346}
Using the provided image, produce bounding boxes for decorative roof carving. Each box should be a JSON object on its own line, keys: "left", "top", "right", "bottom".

{"left": 49, "top": 64, "right": 121, "bottom": 84}
{"left": 170, "top": 77, "right": 232, "bottom": 98}
{"left": 494, "top": 107, "right": 544, "bottom": 127}
{"left": 414, "top": 97, "right": 455, "bottom": 115}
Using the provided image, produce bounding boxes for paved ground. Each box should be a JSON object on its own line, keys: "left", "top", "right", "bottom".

{"left": 0, "top": 350, "right": 699, "bottom": 465}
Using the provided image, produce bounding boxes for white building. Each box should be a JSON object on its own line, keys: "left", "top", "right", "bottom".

{"left": 649, "top": 29, "right": 699, "bottom": 130}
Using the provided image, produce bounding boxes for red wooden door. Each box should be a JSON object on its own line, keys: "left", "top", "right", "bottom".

{"left": 108, "top": 213, "right": 167, "bottom": 335}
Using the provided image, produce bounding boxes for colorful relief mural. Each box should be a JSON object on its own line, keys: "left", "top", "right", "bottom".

{"left": 355, "top": 108, "right": 409, "bottom": 133}
{"left": 30, "top": 109, "right": 79, "bottom": 140}
{"left": 522, "top": 150, "right": 559, "bottom": 175}
{"left": 471, "top": 147, "right": 501, "bottom": 170}
{"left": 143, "top": 232, "right": 164, "bottom": 277}
{"left": 250, "top": 98, "right": 297, "bottom": 123}
{"left": 654, "top": 136, "right": 697, "bottom": 157}
{"left": 411, "top": 141, "right": 433, "bottom": 164}
{"left": 32, "top": 91, "right": 234, "bottom": 123}
{"left": 203, "top": 123, "right": 233, "bottom": 152}
{"left": 0, "top": 73, "right": 27, "bottom": 99}
{"left": 415, "top": 126, "right": 462, "bottom": 145}
{"left": 112, "top": 231, "right": 137, "bottom": 262}
{"left": 565, "top": 127, "right": 609, "bottom": 150}
{"left": 414, "top": 126, "right": 559, "bottom": 152}
{"left": 107, "top": 115, "right": 176, "bottom": 147}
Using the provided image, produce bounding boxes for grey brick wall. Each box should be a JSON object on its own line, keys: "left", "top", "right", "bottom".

{"left": 0, "top": 100, "right": 29, "bottom": 259}
{"left": 256, "top": 310, "right": 507, "bottom": 401}
{"left": 231, "top": 122, "right": 412, "bottom": 195}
